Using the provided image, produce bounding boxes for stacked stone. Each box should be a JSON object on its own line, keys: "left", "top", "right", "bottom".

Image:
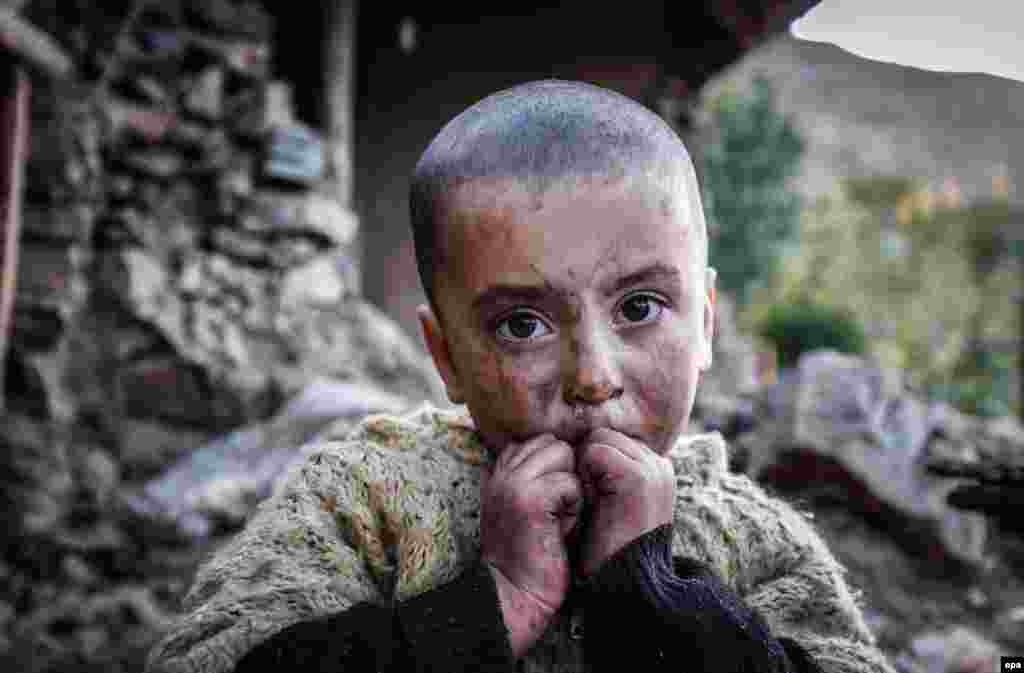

{"left": 2, "top": 2, "right": 440, "bottom": 671}
{"left": 925, "top": 410, "right": 1024, "bottom": 575}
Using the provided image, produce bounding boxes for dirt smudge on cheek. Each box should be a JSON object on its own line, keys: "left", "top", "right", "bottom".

{"left": 532, "top": 377, "right": 560, "bottom": 411}
{"left": 472, "top": 337, "right": 530, "bottom": 450}
{"left": 637, "top": 336, "right": 689, "bottom": 453}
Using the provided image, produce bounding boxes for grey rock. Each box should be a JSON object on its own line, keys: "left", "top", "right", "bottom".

{"left": 0, "top": 413, "right": 74, "bottom": 536}
{"left": 105, "top": 98, "right": 176, "bottom": 143}
{"left": 264, "top": 81, "right": 296, "bottom": 127}
{"left": 908, "top": 627, "right": 1000, "bottom": 673}
{"left": 302, "top": 193, "right": 358, "bottom": 246}
{"left": 133, "top": 76, "right": 171, "bottom": 105}
{"left": 115, "top": 419, "right": 215, "bottom": 481}
{"left": 123, "top": 150, "right": 184, "bottom": 179}
{"left": 975, "top": 415, "right": 1024, "bottom": 466}
{"left": 77, "top": 447, "right": 119, "bottom": 508}
{"left": 272, "top": 297, "right": 445, "bottom": 405}
{"left": 210, "top": 227, "right": 268, "bottom": 264}
{"left": 124, "top": 378, "right": 411, "bottom": 540}
{"left": 184, "top": 67, "right": 224, "bottom": 120}
{"left": 61, "top": 554, "right": 99, "bottom": 587}
{"left": 105, "top": 207, "right": 197, "bottom": 261}
{"left": 280, "top": 254, "right": 347, "bottom": 307}
{"left": 223, "top": 41, "right": 271, "bottom": 77}
{"left": 244, "top": 191, "right": 359, "bottom": 247}
{"left": 994, "top": 606, "right": 1024, "bottom": 647}
{"left": 189, "top": 32, "right": 271, "bottom": 77}
{"left": 102, "top": 242, "right": 441, "bottom": 422}
{"left": 218, "top": 157, "right": 253, "bottom": 199}
{"left": 178, "top": 256, "right": 203, "bottom": 296}
{"left": 53, "top": 519, "right": 125, "bottom": 552}
{"left": 232, "top": 81, "right": 295, "bottom": 139}
{"left": 108, "top": 172, "right": 135, "bottom": 199}
{"left": 743, "top": 350, "right": 988, "bottom": 565}
{"left": 268, "top": 237, "right": 320, "bottom": 268}
{"left": 103, "top": 246, "right": 176, "bottom": 323}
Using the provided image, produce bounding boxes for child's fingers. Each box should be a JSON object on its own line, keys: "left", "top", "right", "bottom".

{"left": 586, "top": 428, "right": 648, "bottom": 462}
{"left": 578, "top": 439, "right": 630, "bottom": 489}
{"left": 516, "top": 437, "right": 575, "bottom": 482}
{"left": 498, "top": 433, "right": 559, "bottom": 475}
{"left": 537, "top": 471, "right": 583, "bottom": 536}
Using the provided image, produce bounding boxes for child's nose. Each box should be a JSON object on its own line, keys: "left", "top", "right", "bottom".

{"left": 562, "top": 328, "right": 623, "bottom": 405}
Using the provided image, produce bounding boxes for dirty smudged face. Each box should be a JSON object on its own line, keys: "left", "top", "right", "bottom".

{"left": 418, "top": 174, "right": 715, "bottom": 458}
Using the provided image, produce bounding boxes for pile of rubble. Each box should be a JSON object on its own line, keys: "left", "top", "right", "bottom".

{"left": 2, "top": 2, "right": 441, "bottom": 671}
{"left": 693, "top": 348, "right": 1024, "bottom": 670}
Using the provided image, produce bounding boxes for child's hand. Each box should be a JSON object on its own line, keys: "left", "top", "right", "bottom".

{"left": 480, "top": 434, "right": 583, "bottom": 657}
{"left": 577, "top": 428, "right": 675, "bottom": 578}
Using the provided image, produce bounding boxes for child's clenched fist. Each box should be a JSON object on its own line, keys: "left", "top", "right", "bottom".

{"left": 479, "top": 434, "right": 583, "bottom": 656}
{"left": 576, "top": 427, "right": 676, "bottom": 578}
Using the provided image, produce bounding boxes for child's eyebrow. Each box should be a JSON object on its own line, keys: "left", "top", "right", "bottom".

{"left": 471, "top": 263, "right": 683, "bottom": 313}
{"left": 600, "top": 263, "right": 682, "bottom": 297}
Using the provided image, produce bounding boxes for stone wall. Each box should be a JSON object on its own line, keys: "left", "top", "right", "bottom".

{"left": 2, "top": 3, "right": 441, "bottom": 669}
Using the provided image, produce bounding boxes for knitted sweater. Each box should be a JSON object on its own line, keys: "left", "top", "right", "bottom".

{"left": 146, "top": 402, "right": 895, "bottom": 673}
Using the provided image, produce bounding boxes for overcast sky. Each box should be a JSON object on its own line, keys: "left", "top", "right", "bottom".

{"left": 791, "top": 0, "right": 1024, "bottom": 83}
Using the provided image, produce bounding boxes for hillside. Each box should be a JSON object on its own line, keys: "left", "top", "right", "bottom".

{"left": 696, "top": 34, "right": 1024, "bottom": 205}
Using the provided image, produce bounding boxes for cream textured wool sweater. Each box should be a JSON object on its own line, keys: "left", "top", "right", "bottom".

{"left": 146, "top": 402, "right": 895, "bottom": 673}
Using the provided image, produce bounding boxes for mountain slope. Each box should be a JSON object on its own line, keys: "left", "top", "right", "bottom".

{"left": 697, "top": 34, "right": 1024, "bottom": 205}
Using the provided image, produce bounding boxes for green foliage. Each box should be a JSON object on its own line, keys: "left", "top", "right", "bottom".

{"left": 928, "top": 348, "right": 1014, "bottom": 417}
{"left": 957, "top": 200, "right": 1017, "bottom": 278}
{"left": 701, "top": 76, "right": 805, "bottom": 305}
{"left": 746, "top": 172, "right": 1021, "bottom": 417}
{"left": 844, "top": 175, "right": 918, "bottom": 209}
{"left": 757, "top": 301, "right": 867, "bottom": 369}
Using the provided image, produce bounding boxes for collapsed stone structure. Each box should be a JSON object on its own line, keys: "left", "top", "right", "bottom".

{"left": 1, "top": 3, "right": 442, "bottom": 670}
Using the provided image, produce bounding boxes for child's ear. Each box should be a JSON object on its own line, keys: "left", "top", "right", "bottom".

{"left": 700, "top": 268, "right": 717, "bottom": 372}
{"left": 417, "top": 304, "right": 465, "bottom": 404}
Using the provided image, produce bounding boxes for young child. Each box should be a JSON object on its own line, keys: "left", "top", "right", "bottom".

{"left": 147, "top": 80, "right": 895, "bottom": 673}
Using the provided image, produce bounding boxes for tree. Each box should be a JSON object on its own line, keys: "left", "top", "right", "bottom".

{"left": 699, "top": 76, "right": 804, "bottom": 306}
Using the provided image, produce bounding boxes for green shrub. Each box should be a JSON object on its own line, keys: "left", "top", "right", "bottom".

{"left": 757, "top": 301, "right": 867, "bottom": 369}
{"left": 927, "top": 348, "right": 1014, "bottom": 417}
{"left": 700, "top": 76, "right": 804, "bottom": 306}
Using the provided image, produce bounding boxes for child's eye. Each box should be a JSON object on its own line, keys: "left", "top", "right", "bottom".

{"left": 495, "top": 312, "right": 553, "bottom": 342}
{"left": 616, "top": 293, "right": 665, "bottom": 325}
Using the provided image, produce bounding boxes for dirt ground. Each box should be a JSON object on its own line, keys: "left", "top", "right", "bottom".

{"left": 805, "top": 502, "right": 1024, "bottom": 664}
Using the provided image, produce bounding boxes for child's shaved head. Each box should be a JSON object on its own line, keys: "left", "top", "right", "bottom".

{"left": 410, "top": 80, "right": 707, "bottom": 315}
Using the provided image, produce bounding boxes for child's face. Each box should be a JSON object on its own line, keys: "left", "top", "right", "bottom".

{"left": 418, "top": 174, "right": 715, "bottom": 457}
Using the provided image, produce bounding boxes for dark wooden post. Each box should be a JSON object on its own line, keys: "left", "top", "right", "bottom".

{"left": 0, "top": 8, "right": 73, "bottom": 410}
{"left": 325, "top": 0, "right": 357, "bottom": 209}
{"left": 0, "top": 62, "right": 29, "bottom": 411}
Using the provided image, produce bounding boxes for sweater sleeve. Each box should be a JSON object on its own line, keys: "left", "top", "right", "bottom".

{"left": 582, "top": 524, "right": 813, "bottom": 673}
{"left": 674, "top": 469, "right": 898, "bottom": 673}
{"left": 737, "top": 501, "right": 898, "bottom": 673}
{"left": 231, "top": 560, "right": 515, "bottom": 673}
{"left": 145, "top": 416, "right": 472, "bottom": 673}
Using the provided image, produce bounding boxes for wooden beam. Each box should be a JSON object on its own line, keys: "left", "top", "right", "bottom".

{"left": 0, "top": 7, "right": 73, "bottom": 80}
{"left": 0, "top": 62, "right": 29, "bottom": 410}
{"left": 325, "top": 0, "right": 357, "bottom": 208}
